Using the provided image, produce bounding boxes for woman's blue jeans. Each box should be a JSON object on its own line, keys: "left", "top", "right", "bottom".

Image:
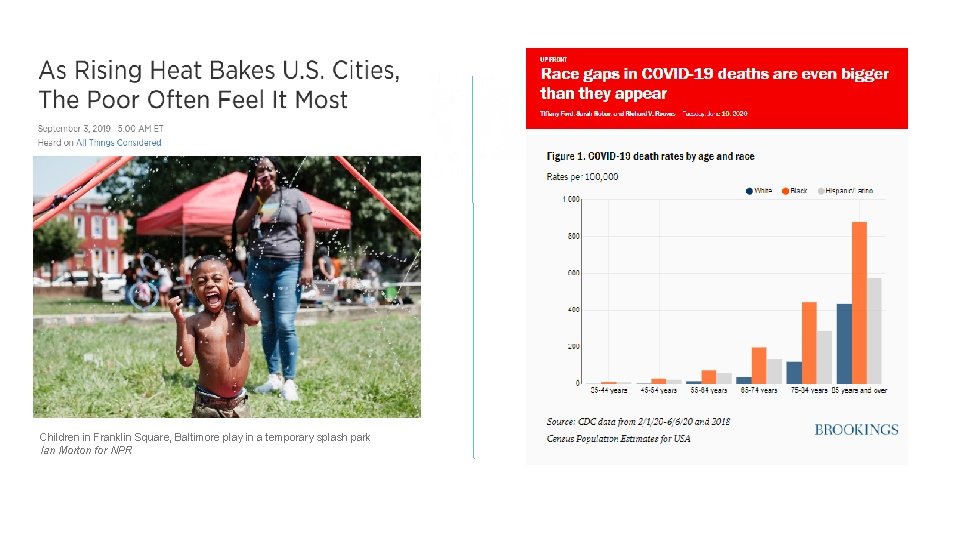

{"left": 247, "top": 256, "right": 302, "bottom": 379}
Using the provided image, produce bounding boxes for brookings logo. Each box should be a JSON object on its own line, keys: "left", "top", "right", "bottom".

{"left": 815, "top": 423, "right": 899, "bottom": 436}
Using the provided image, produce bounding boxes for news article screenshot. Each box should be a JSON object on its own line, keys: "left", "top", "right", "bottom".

{"left": 525, "top": 48, "right": 909, "bottom": 464}
{"left": 23, "top": 47, "right": 473, "bottom": 465}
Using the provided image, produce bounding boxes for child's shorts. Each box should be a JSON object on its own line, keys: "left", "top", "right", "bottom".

{"left": 191, "top": 386, "right": 250, "bottom": 418}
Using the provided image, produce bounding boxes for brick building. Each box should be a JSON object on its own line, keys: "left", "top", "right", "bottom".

{"left": 34, "top": 193, "right": 132, "bottom": 279}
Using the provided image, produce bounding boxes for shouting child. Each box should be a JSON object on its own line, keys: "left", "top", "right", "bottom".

{"left": 169, "top": 255, "right": 260, "bottom": 417}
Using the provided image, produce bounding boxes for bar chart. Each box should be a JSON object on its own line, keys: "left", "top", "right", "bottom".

{"left": 580, "top": 204, "right": 883, "bottom": 387}
{"left": 526, "top": 131, "right": 906, "bottom": 464}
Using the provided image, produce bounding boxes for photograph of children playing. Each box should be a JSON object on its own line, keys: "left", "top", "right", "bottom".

{"left": 33, "top": 156, "right": 421, "bottom": 418}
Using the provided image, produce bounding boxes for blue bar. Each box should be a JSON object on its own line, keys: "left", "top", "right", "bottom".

{"left": 837, "top": 303, "right": 852, "bottom": 384}
{"left": 685, "top": 381, "right": 701, "bottom": 384}
{"left": 736, "top": 376, "right": 752, "bottom": 384}
{"left": 786, "top": 362, "right": 803, "bottom": 385}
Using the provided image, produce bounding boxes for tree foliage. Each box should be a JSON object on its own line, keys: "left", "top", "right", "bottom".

{"left": 33, "top": 219, "right": 80, "bottom": 268}
{"left": 98, "top": 156, "right": 421, "bottom": 273}
{"left": 295, "top": 156, "right": 421, "bottom": 262}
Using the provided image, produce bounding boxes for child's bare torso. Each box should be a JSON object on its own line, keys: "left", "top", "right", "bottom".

{"left": 188, "top": 308, "right": 250, "bottom": 398}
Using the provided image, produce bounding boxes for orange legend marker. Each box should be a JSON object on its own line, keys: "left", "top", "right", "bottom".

{"left": 782, "top": 187, "right": 790, "bottom": 195}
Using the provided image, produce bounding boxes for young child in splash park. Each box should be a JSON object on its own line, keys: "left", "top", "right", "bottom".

{"left": 168, "top": 255, "right": 260, "bottom": 417}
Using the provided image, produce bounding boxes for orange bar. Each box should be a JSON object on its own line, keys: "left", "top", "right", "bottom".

{"left": 802, "top": 302, "right": 818, "bottom": 384}
{"left": 651, "top": 378, "right": 667, "bottom": 384}
{"left": 702, "top": 370, "right": 717, "bottom": 384}
{"left": 852, "top": 222, "right": 868, "bottom": 383}
{"left": 752, "top": 347, "right": 767, "bottom": 384}
{"left": 600, "top": 381, "right": 617, "bottom": 385}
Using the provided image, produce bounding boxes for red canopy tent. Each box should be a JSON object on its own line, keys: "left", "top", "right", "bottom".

{"left": 136, "top": 172, "right": 351, "bottom": 237}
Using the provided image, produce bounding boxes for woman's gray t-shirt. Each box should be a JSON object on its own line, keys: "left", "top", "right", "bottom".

{"left": 248, "top": 187, "right": 312, "bottom": 260}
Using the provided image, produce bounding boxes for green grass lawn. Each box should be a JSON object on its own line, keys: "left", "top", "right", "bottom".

{"left": 34, "top": 295, "right": 167, "bottom": 315}
{"left": 34, "top": 314, "right": 420, "bottom": 418}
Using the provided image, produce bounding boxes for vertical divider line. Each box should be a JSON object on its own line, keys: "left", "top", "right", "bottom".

{"left": 470, "top": 76, "right": 475, "bottom": 459}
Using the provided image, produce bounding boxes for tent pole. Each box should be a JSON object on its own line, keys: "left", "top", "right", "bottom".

{"left": 33, "top": 156, "right": 133, "bottom": 230}
{"left": 33, "top": 156, "right": 119, "bottom": 215}
{"left": 334, "top": 156, "right": 421, "bottom": 238}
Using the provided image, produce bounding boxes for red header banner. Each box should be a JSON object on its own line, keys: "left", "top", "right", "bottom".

{"left": 527, "top": 48, "right": 907, "bottom": 129}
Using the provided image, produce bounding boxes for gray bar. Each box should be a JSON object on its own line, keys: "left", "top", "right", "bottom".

{"left": 667, "top": 379, "right": 682, "bottom": 384}
{"left": 716, "top": 372, "right": 732, "bottom": 384}
{"left": 817, "top": 331, "right": 833, "bottom": 384}
{"left": 767, "top": 358, "right": 782, "bottom": 384}
{"left": 868, "top": 278, "right": 882, "bottom": 384}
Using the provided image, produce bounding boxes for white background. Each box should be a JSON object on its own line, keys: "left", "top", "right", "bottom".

{"left": 4, "top": 1, "right": 957, "bottom": 537}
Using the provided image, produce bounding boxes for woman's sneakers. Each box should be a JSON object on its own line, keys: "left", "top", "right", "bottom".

{"left": 254, "top": 373, "right": 283, "bottom": 394}
{"left": 254, "top": 373, "right": 299, "bottom": 401}
{"left": 281, "top": 379, "right": 299, "bottom": 401}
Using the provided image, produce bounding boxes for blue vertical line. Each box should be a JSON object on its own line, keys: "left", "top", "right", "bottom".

{"left": 471, "top": 76, "right": 475, "bottom": 459}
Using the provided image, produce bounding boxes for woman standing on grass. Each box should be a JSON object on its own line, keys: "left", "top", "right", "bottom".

{"left": 232, "top": 157, "right": 314, "bottom": 401}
